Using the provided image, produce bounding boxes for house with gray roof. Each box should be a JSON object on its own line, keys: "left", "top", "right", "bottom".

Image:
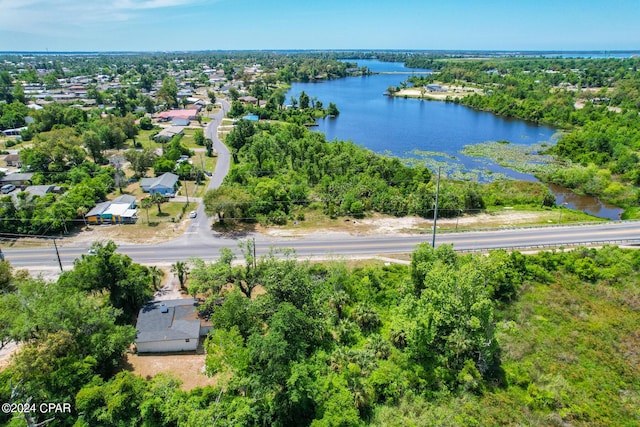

{"left": 23, "top": 185, "right": 55, "bottom": 198}
{"left": 140, "top": 172, "right": 178, "bottom": 196}
{"left": 0, "top": 172, "right": 34, "bottom": 187}
{"left": 85, "top": 196, "right": 138, "bottom": 225}
{"left": 3, "top": 154, "right": 21, "bottom": 167}
{"left": 112, "top": 194, "right": 137, "bottom": 208}
{"left": 153, "top": 126, "right": 184, "bottom": 142}
{"left": 135, "top": 298, "right": 211, "bottom": 353}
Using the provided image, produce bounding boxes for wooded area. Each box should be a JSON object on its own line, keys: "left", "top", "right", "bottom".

{"left": 397, "top": 55, "right": 640, "bottom": 208}
{"left": 1, "top": 243, "right": 638, "bottom": 426}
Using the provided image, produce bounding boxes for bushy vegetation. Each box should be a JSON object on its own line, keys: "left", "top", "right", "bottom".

{"left": 4, "top": 243, "right": 637, "bottom": 425}
{"left": 208, "top": 121, "right": 499, "bottom": 225}
{"left": 0, "top": 162, "right": 114, "bottom": 235}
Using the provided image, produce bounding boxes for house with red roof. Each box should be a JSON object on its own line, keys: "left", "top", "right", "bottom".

{"left": 155, "top": 109, "right": 198, "bottom": 122}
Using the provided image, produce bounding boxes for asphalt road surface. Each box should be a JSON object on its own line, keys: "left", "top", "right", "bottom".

{"left": 4, "top": 221, "right": 640, "bottom": 271}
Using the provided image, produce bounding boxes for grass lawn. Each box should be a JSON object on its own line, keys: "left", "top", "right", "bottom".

{"left": 178, "top": 181, "right": 208, "bottom": 199}
{"left": 0, "top": 137, "right": 28, "bottom": 151}
{"left": 138, "top": 201, "right": 199, "bottom": 225}
{"left": 179, "top": 128, "right": 204, "bottom": 149}
{"left": 137, "top": 129, "right": 161, "bottom": 149}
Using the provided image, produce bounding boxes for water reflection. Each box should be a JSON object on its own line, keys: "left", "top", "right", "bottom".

{"left": 549, "top": 183, "right": 623, "bottom": 220}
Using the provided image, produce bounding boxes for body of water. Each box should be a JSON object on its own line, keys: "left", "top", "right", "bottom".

{"left": 289, "top": 60, "right": 557, "bottom": 175}
{"left": 286, "top": 60, "right": 622, "bottom": 219}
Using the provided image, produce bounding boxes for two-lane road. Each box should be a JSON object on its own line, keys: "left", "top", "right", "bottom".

{"left": 4, "top": 221, "right": 640, "bottom": 271}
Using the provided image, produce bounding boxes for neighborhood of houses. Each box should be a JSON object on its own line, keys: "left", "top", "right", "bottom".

{"left": 0, "top": 59, "right": 267, "bottom": 228}
{"left": 0, "top": 168, "right": 181, "bottom": 225}
{"left": 0, "top": 58, "right": 282, "bottom": 356}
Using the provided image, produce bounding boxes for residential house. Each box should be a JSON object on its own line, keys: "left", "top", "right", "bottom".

{"left": 103, "top": 202, "right": 138, "bottom": 224}
{"left": 135, "top": 298, "right": 212, "bottom": 353}
{"left": 85, "top": 201, "right": 111, "bottom": 225}
{"left": 85, "top": 197, "right": 138, "bottom": 225}
{"left": 0, "top": 172, "right": 34, "bottom": 187}
{"left": 23, "top": 185, "right": 54, "bottom": 198}
{"left": 112, "top": 194, "right": 137, "bottom": 208}
{"left": 425, "top": 84, "right": 446, "bottom": 92}
{"left": 155, "top": 109, "right": 198, "bottom": 122}
{"left": 171, "top": 118, "right": 191, "bottom": 127}
{"left": 176, "top": 89, "right": 193, "bottom": 99}
{"left": 153, "top": 126, "right": 184, "bottom": 142}
{"left": 238, "top": 95, "right": 258, "bottom": 105}
{"left": 140, "top": 172, "right": 179, "bottom": 196}
{"left": 3, "top": 154, "right": 21, "bottom": 167}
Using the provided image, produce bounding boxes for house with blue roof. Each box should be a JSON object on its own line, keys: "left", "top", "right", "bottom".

{"left": 140, "top": 172, "right": 179, "bottom": 196}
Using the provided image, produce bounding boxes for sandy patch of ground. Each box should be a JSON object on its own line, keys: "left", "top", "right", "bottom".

{"left": 125, "top": 351, "right": 217, "bottom": 391}
{"left": 395, "top": 84, "right": 482, "bottom": 100}
{"left": 52, "top": 219, "right": 191, "bottom": 248}
{"left": 261, "top": 210, "right": 552, "bottom": 238}
{"left": 152, "top": 269, "right": 189, "bottom": 301}
{"left": 574, "top": 100, "right": 622, "bottom": 113}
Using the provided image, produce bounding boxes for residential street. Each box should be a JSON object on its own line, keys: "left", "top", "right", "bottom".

{"left": 183, "top": 99, "right": 231, "bottom": 242}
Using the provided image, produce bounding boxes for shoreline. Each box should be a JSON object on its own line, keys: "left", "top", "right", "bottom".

{"left": 392, "top": 84, "right": 482, "bottom": 101}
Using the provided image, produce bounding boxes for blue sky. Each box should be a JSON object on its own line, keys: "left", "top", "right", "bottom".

{"left": 0, "top": 0, "right": 638, "bottom": 52}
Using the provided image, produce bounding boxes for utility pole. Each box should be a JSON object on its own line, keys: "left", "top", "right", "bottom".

{"left": 53, "top": 239, "right": 63, "bottom": 273}
{"left": 432, "top": 167, "right": 441, "bottom": 248}
{"left": 252, "top": 237, "right": 257, "bottom": 269}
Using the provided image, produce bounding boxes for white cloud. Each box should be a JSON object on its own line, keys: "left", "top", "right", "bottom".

{"left": 0, "top": 0, "right": 208, "bottom": 37}
{"left": 113, "top": 0, "right": 202, "bottom": 10}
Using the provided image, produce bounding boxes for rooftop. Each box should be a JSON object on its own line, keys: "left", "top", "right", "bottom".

{"left": 135, "top": 298, "right": 201, "bottom": 344}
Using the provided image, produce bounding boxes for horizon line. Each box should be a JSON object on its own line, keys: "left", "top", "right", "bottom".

{"left": 1, "top": 48, "right": 640, "bottom": 55}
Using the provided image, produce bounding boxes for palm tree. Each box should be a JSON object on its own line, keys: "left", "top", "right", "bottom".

{"left": 150, "top": 192, "right": 166, "bottom": 215}
{"left": 149, "top": 266, "right": 164, "bottom": 290}
{"left": 328, "top": 290, "right": 349, "bottom": 320}
{"left": 140, "top": 197, "right": 153, "bottom": 224}
{"left": 77, "top": 206, "right": 88, "bottom": 227}
{"left": 171, "top": 261, "right": 189, "bottom": 291}
{"left": 352, "top": 303, "right": 381, "bottom": 332}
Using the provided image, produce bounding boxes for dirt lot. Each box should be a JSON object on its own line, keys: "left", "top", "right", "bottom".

{"left": 124, "top": 350, "right": 217, "bottom": 391}
{"left": 56, "top": 217, "right": 192, "bottom": 247}
{"left": 259, "top": 210, "right": 562, "bottom": 238}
